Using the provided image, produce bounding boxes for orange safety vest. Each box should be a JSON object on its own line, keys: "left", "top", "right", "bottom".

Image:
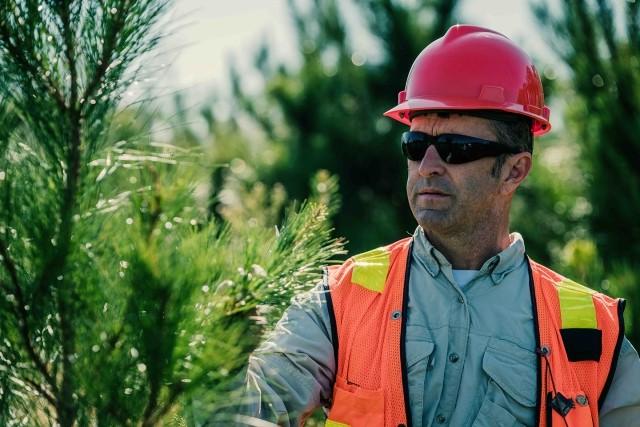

{"left": 323, "top": 238, "right": 625, "bottom": 427}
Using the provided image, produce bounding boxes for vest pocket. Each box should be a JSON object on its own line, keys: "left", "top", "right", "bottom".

{"left": 327, "top": 374, "right": 385, "bottom": 427}
{"left": 472, "top": 338, "right": 536, "bottom": 427}
{"left": 406, "top": 340, "right": 435, "bottom": 427}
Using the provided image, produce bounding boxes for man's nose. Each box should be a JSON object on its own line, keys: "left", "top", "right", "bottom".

{"left": 418, "top": 145, "right": 446, "bottom": 177}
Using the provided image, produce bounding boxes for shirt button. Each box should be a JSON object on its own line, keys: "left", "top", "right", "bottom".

{"left": 457, "top": 296, "right": 464, "bottom": 303}
{"left": 448, "top": 353, "right": 460, "bottom": 363}
{"left": 436, "top": 414, "right": 446, "bottom": 424}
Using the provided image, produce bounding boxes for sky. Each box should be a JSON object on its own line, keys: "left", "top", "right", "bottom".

{"left": 160, "top": 0, "right": 562, "bottom": 101}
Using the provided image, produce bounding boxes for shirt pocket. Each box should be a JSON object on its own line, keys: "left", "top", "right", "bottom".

{"left": 472, "top": 337, "right": 536, "bottom": 427}
{"left": 406, "top": 340, "right": 435, "bottom": 427}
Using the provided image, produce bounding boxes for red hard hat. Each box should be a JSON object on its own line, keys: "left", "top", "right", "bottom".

{"left": 384, "top": 25, "right": 551, "bottom": 136}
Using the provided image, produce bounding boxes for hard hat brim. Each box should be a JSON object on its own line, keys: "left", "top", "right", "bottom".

{"left": 384, "top": 98, "right": 551, "bottom": 136}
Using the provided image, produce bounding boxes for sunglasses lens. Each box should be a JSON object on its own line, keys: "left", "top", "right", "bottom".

{"left": 402, "top": 132, "right": 518, "bottom": 164}
{"left": 435, "top": 141, "right": 479, "bottom": 164}
{"left": 402, "top": 139, "right": 428, "bottom": 161}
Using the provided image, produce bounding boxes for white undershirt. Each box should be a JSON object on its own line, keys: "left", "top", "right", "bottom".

{"left": 452, "top": 269, "right": 479, "bottom": 289}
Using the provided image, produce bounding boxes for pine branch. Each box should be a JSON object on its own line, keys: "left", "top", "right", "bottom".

{"left": 81, "top": 2, "right": 127, "bottom": 105}
{"left": 0, "top": 21, "right": 67, "bottom": 113}
{"left": 22, "top": 376, "right": 57, "bottom": 407}
{"left": 595, "top": 0, "right": 618, "bottom": 61}
{"left": 22, "top": 7, "right": 86, "bottom": 423}
{"left": 54, "top": 97, "right": 82, "bottom": 427}
{"left": 428, "top": 0, "right": 460, "bottom": 42}
{"left": 627, "top": 1, "right": 640, "bottom": 47}
{"left": 59, "top": 0, "right": 79, "bottom": 110}
{"left": 0, "top": 239, "right": 58, "bottom": 395}
{"left": 141, "top": 381, "right": 184, "bottom": 427}
{"left": 568, "top": 1, "right": 596, "bottom": 62}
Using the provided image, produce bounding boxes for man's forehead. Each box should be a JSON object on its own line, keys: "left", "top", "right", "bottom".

{"left": 409, "top": 112, "right": 496, "bottom": 134}
{"left": 411, "top": 111, "right": 491, "bottom": 127}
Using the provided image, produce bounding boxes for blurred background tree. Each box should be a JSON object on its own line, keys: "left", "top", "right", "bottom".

{"left": 533, "top": 0, "right": 640, "bottom": 345}
{"left": 224, "top": 0, "right": 459, "bottom": 253}
{"left": 0, "top": 1, "right": 343, "bottom": 425}
{"left": 219, "top": 0, "right": 593, "bottom": 262}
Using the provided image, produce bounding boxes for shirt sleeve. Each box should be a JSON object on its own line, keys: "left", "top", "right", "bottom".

{"left": 241, "top": 282, "right": 336, "bottom": 426}
{"left": 600, "top": 337, "right": 640, "bottom": 426}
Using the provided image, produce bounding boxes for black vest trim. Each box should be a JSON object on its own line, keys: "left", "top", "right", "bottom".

{"left": 323, "top": 267, "right": 339, "bottom": 378}
{"left": 598, "top": 299, "right": 626, "bottom": 409}
{"left": 400, "top": 241, "right": 414, "bottom": 427}
{"left": 526, "top": 256, "right": 543, "bottom": 427}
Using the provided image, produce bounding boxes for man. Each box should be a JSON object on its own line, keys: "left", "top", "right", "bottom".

{"left": 244, "top": 25, "right": 640, "bottom": 426}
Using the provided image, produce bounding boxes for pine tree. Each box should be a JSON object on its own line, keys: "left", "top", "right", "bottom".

{"left": 533, "top": 0, "right": 640, "bottom": 263}
{"left": 0, "top": 1, "right": 344, "bottom": 425}
{"left": 226, "top": 0, "right": 460, "bottom": 254}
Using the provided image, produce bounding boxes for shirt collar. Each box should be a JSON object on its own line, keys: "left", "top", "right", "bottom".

{"left": 411, "top": 226, "right": 526, "bottom": 285}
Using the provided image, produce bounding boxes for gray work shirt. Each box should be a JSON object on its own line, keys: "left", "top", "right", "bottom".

{"left": 245, "top": 227, "right": 640, "bottom": 426}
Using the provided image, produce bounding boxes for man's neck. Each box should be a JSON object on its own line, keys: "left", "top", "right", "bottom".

{"left": 422, "top": 224, "right": 512, "bottom": 270}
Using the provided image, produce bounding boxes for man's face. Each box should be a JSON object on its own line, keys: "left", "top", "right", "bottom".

{"left": 406, "top": 113, "right": 505, "bottom": 235}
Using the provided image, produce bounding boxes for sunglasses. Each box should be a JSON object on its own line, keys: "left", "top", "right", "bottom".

{"left": 401, "top": 131, "right": 522, "bottom": 164}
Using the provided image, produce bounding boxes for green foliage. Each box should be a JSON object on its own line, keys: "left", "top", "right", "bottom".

{"left": 533, "top": 0, "right": 640, "bottom": 263}
{"left": 533, "top": 0, "right": 640, "bottom": 347}
{"left": 69, "top": 162, "right": 343, "bottom": 425}
{"left": 227, "top": 0, "right": 460, "bottom": 253}
{"left": 0, "top": 1, "right": 345, "bottom": 425}
{"left": 510, "top": 131, "right": 589, "bottom": 264}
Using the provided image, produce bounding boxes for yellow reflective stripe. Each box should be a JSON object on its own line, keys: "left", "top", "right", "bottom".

{"left": 351, "top": 246, "right": 390, "bottom": 293}
{"left": 326, "top": 420, "right": 350, "bottom": 427}
{"left": 557, "top": 278, "right": 597, "bottom": 329}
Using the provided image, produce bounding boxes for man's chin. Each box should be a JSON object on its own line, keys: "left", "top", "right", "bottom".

{"left": 414, "top": 210, "right": 454, "bottom": 230}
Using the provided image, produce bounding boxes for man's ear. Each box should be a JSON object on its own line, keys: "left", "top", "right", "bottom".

{"left": 500, "top": 152, "right": 532, "bottom": 195}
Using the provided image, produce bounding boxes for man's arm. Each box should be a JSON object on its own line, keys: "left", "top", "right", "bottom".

{"left": 600, "top": 337, "right": 640, "bottom": 426}
{"left": 242, "top": 283, "right": 336, "bottom": 426}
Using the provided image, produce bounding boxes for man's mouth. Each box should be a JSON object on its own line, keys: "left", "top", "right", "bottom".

{"left": 418, "top": 188, "right": 449, "bottom": 196}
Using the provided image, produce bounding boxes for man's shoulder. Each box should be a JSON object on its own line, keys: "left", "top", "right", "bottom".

{"left": 530, "top": 260, "right": 595, "bottom": 292}
{"left": 326, "top": 237, "right": 412, "bottom": 292}
{"left": 529, "top": 259, "right": 621, "bottom": 304}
